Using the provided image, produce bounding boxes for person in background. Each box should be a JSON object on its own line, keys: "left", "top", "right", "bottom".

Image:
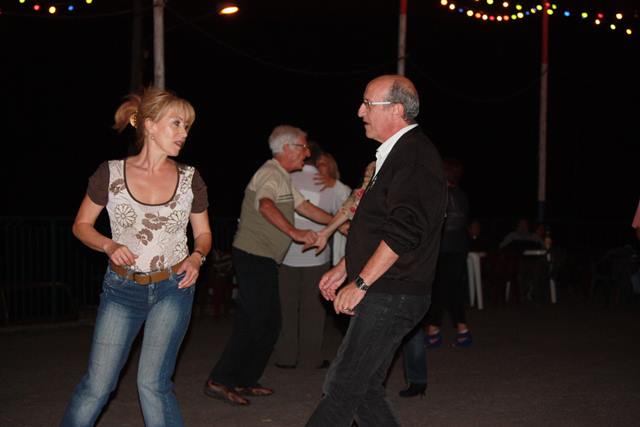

{"left": 499, "top": 217, "right": 544, "bottom": 251}
{"left": 468, "top": 219, "right": 491, "bottom": 253}
{"left": 314, "top": 152, "right": 352, "bottom": 266}
{"left": 274, "top": 142, "right": 350, "bottom": 370}
{"left": 306, "top": 74, "right": 446, "bottom": 427}
{"left": 204, "top": 125, "right": 333, "bottom": 406}
{"left": 305, "top": 160, "right": 376, "bottom": 254}
{"left": 424, "top": 158, "right": 472, "bottom": 349}
{"left": 60, "top": 87, "right": 212, "bottom": 427}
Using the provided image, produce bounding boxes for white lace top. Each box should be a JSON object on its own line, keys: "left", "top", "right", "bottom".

{"left": 87, "top": 159, "right": 208, "bottom": 272}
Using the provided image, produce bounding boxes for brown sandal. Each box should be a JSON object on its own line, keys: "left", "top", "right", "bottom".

{"left": 234, "top": 385, "right": 274, "bottom": 397}
{"left": 204, "top": 380, "right": 250, "bottom": 406}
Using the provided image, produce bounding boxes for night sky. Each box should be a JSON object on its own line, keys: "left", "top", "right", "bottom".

{"left": 2, "top": 0, "right": 639, "bottom": 225}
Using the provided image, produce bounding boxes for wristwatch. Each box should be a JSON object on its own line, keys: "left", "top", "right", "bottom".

{"left": 355, "top": 275, "right": 370, "bottom": 292}
{"left": 193, "top": 249, "right": 207, "bottom": 266}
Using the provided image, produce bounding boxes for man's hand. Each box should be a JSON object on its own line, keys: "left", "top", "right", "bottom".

{"left": 290, "top": 229, "right": 318, "bottom": 245}
{"left": 302, "top": 229, "right": 329, "bottom": 254}
{"left": 318, "top": 264, "right": 347, "bottom": 301}
{"left": 334, "top": 282, "right": 366, "bottom": 316}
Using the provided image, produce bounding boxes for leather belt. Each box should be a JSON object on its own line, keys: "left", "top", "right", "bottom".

{"left": 109, "top": 260, "right": 184, "bottom": 285}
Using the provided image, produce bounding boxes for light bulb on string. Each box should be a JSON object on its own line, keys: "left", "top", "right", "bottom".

{"left": 48, "top": 5, "right": 56, "bottom": 14}
{"left": 33, "top": 4, "right": 40, "bottom": 11}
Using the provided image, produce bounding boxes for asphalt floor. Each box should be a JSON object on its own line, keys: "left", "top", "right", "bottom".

{"left": 2, "top": 290, "right": 639, "bottom": 427}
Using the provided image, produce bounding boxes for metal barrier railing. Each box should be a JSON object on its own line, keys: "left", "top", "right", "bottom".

{"left": 0, "top": 216, "right": 237, "bottom": 326}
{"left": 0, "top": 215, "right": 630, "bottom": 325}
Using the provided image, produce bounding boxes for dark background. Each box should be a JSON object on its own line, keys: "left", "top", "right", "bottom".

{"left": 2, "top": 0, "right": 639, "bottom": 224}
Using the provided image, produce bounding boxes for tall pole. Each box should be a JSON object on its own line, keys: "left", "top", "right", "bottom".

{"left": 153, "top": 0, "right": 165, "bottom": 89}
{"left": 537, "top": 2, "right": 549, "bottom": 223}
{"left": 397, "top": 0, "right": 407, "bottom": 75}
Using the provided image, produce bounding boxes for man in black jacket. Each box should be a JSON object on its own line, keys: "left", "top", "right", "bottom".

{"left": 306, "top": 75, "right": 447, "bottom": 426}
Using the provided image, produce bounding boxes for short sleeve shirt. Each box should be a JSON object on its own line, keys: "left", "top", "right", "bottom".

{"left": 86, "top": 159, "right": 209, "bottom": 272}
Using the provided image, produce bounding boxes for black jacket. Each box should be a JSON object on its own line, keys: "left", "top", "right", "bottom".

{"left": 345, "top": 126, "right": 447, "bottom": 295}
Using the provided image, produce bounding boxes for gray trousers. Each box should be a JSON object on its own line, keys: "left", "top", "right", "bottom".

{"left": 275, "top": 263, "right": 330, "bottom": 368}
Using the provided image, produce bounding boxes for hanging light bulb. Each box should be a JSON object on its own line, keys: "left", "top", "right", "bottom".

{"left": 217, "top": 1, "right": 239, "bottom": 15}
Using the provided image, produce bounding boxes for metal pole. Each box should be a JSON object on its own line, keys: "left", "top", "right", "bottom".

{"left": 153, "top": 0, "right": 165, "bottom": 89}
{"left": 397, "top": 0, "right": 407, "bottom": 75}
{"left": 537, "top": 3, "right": 549, "bottom": 223}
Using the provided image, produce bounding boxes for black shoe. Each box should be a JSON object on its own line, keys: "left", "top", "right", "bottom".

{"left": 275, "top": 363, "right": 296, "bottom": 369}
{"left": 316, "top": 360, "right": 331, "bottom": 369}
{"left": 398, "top": 383, "right": 426, "bottom": 398}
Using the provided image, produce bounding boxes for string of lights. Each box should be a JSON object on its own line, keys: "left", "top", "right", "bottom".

{"left": 3, "top": 0, "right": 95, "bottom": 16}
{"left": 439, "top": 0, "right": 637, "bottom": 37}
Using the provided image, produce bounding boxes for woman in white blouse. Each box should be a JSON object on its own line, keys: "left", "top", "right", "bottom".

{"left": 60, "top": 87, "right": 212, "bottom": 427}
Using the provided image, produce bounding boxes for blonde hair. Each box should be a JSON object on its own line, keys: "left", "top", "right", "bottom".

{"left": 113, "top": 87, "right": 195, "bottom": 150}
{"left": 317, "top": 152, "right": 340, "bottom": 181}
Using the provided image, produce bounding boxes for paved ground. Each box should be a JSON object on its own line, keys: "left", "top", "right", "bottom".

{"left": 2, "top": 292, "right": 639, "bottom": 427}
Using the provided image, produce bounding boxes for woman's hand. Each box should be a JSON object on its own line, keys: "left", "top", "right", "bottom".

{"left": 104, "top": 241, "right": 137, "bottom": 266}
{"left": 176, "top": 253, "right": 202, "bottom": 289}
{"left": 314, "top": 172, "right": 336, "bottom": 191}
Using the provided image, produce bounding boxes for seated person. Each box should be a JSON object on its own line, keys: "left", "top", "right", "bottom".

{"left": 499, "top": 217, "right": 544, "bottom": 252}
{"left": 468, "top": 219, "right": 492, "bottom": 253}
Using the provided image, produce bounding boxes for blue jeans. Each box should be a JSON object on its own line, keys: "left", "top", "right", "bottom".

{"left": 60, "top": 266, "right": 194, "bottom": 427}
{"left": 306, "top": 293, "right": 429, "bottom": 427}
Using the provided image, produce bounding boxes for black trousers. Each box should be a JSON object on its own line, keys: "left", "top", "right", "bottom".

{"left": 208, "top": 248, "right": 281, "bottom": 387}
{"left": 426, "top": 252, "right": 468, "bottom": 327}
{"left": 306, "top": 293, "right": 429, "bottom": 427}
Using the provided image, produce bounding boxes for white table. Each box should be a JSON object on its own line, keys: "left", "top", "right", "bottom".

{"left": 467, "top": 252, "right": 486, "bottom": 310}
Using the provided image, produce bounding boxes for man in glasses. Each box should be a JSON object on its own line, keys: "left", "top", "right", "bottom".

{"left": 306, "top": 75, "right": 447, "bottom": 426}
{"left": 204, "top": 125, "right": 333, "bottom": 406}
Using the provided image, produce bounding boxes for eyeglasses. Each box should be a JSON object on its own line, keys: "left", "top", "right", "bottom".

{"left": 362, "top": 99, "right": 393, "bottom": 109}
{"left": 290, "top": 143, "right": 308, "bottom": 150}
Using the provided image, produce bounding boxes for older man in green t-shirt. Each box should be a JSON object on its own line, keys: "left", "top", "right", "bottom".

{"left": 204, "top": 125, "right": 333, "bottom": 406}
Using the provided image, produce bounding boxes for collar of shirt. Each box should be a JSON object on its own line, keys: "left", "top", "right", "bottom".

{"left": 375, "top": 124, "right": 418, "bottom": 175}
{"left": 268, "top": 158, "right": 290, "bottom": 176}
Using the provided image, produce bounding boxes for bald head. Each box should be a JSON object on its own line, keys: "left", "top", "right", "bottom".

{"left": 369, "top": 75, "right": 419, "bottom": 123}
